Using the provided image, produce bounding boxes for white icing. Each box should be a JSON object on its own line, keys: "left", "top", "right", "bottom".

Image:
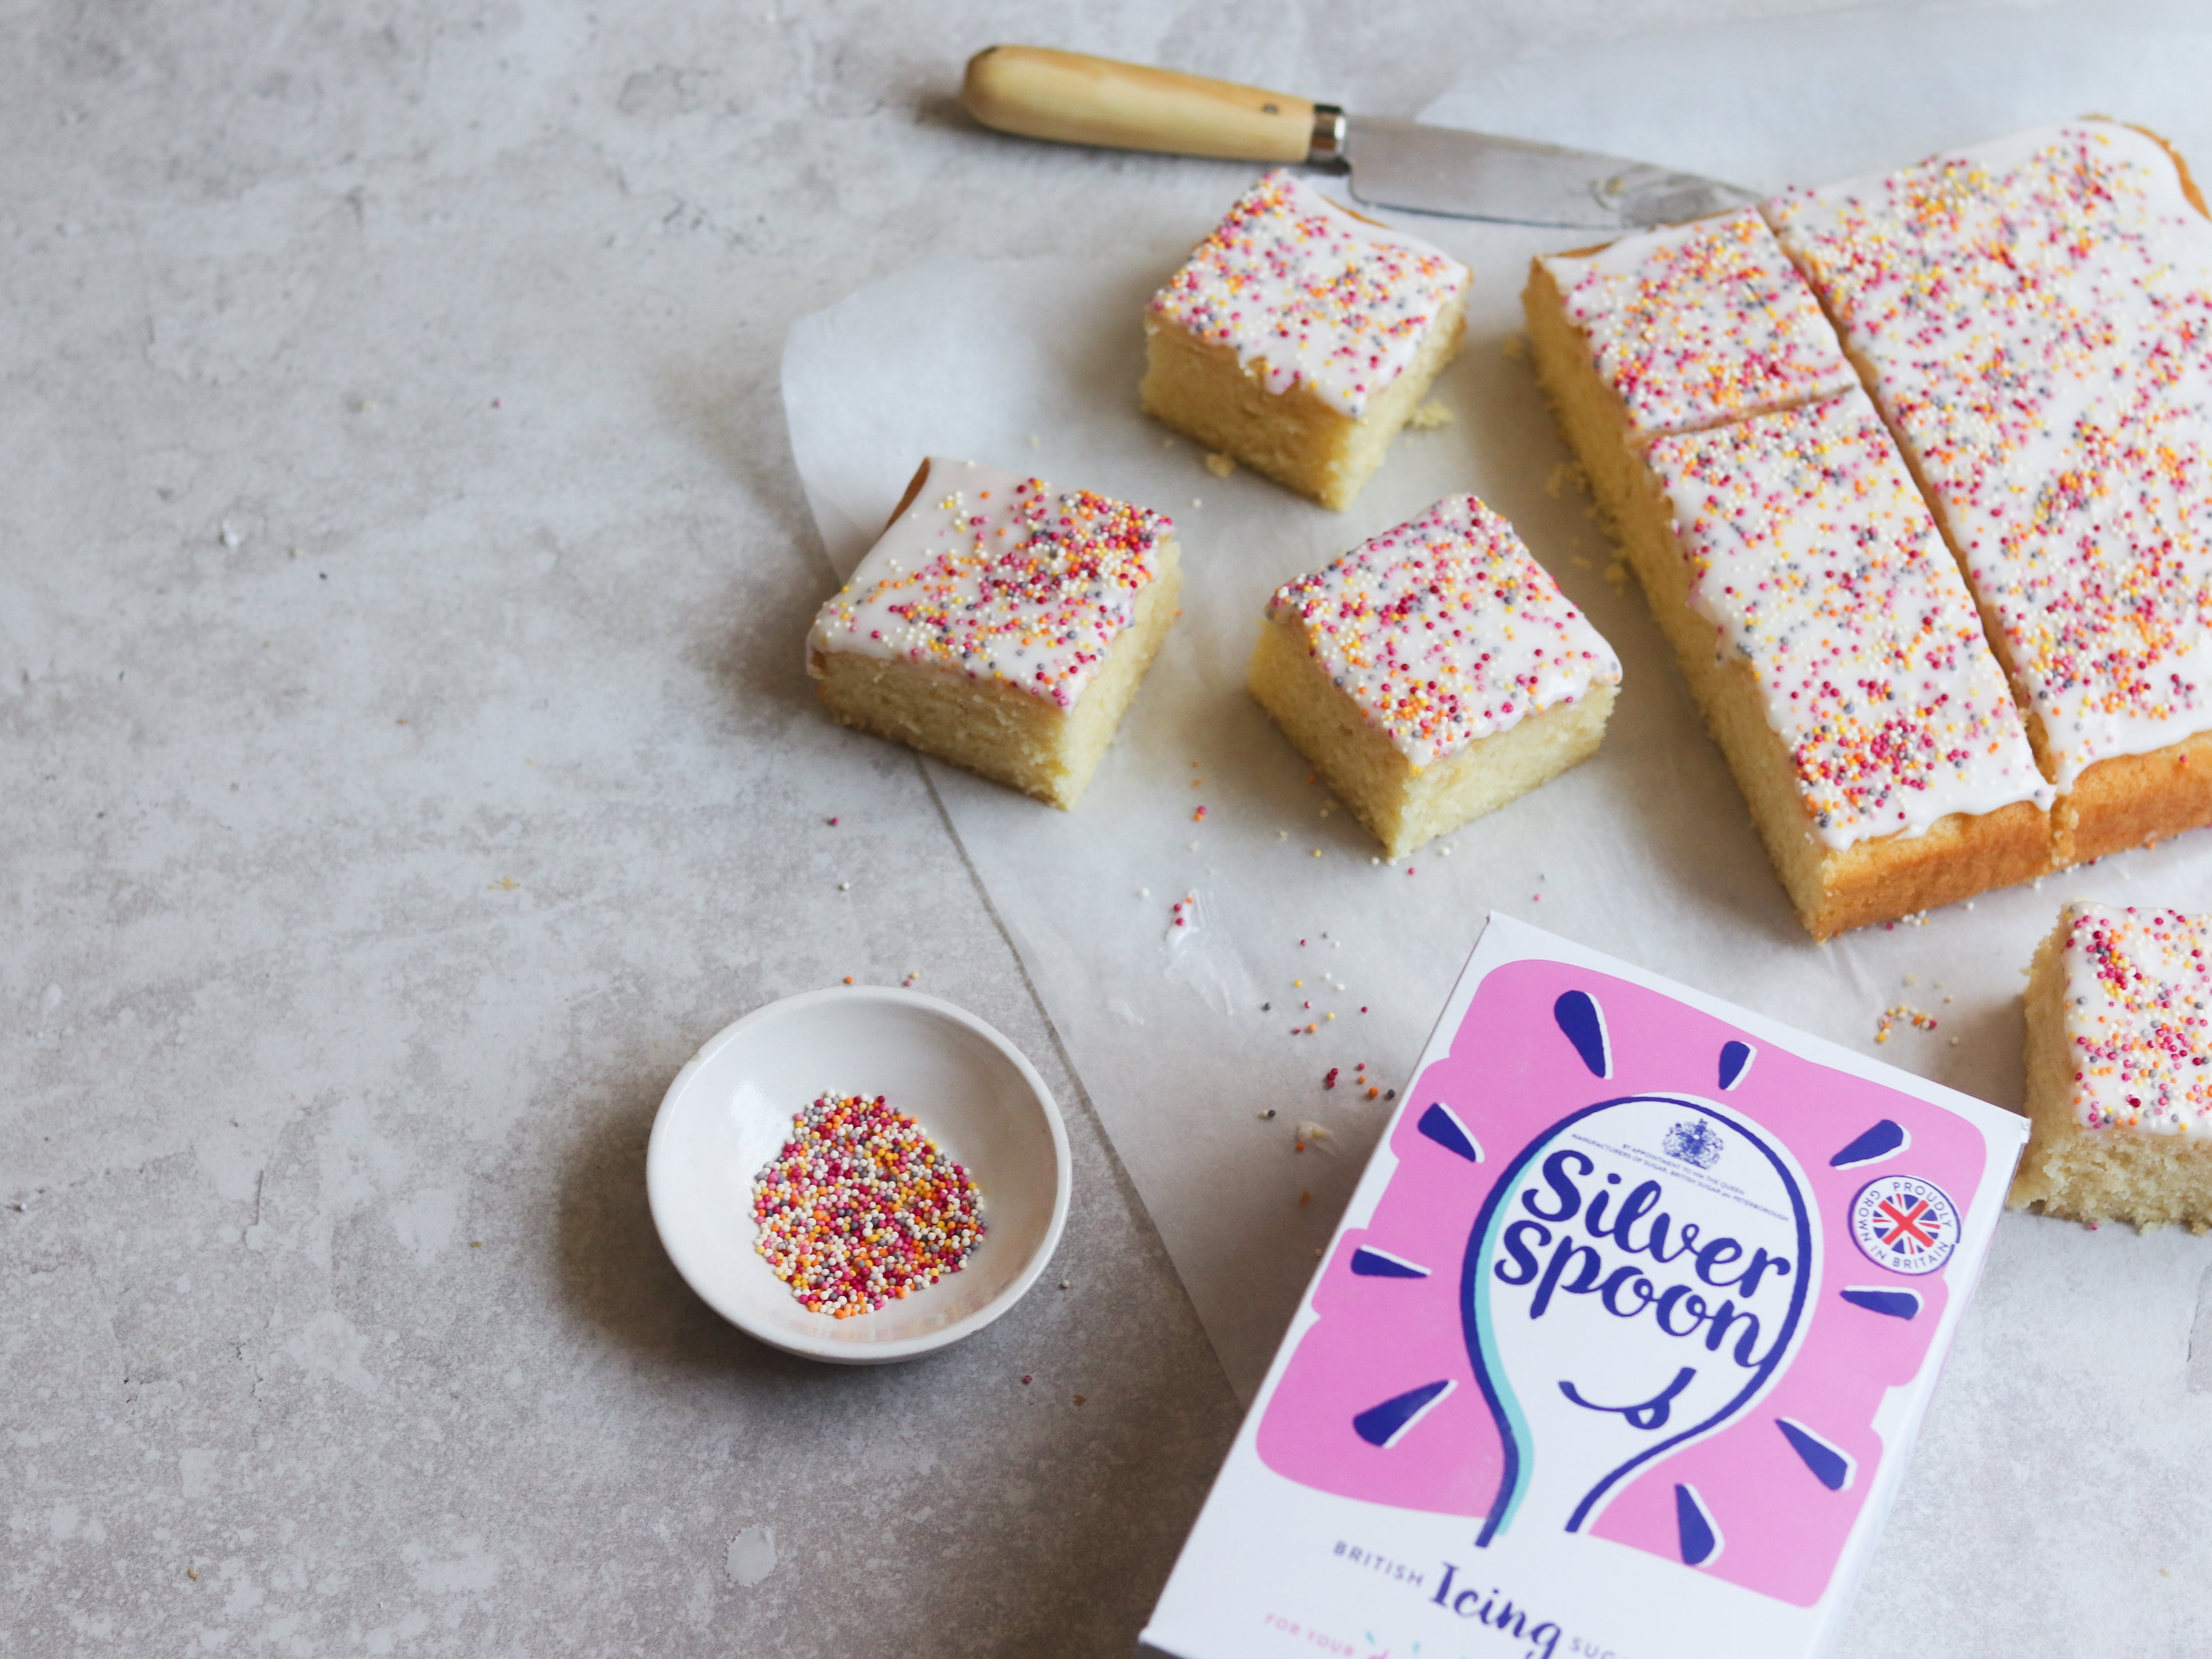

{"left": 1149, "top": 171, "right": 1471, "bottom": 419}
{"left": 805, "top": 458, "right": 1173, "bottom": 710}
{"left": 2058, "top": 900, "right": 2212, "bottom": 1135}
{"left": 1540, "top": 209, "right": 1855, "bottom": 437}
{"left": 1648, "top": 388, "right": 2052, "bottom": 849}
{"left": 1265, "top": 494, "right": 1621, "bottom": 770}
{"left": 1769, "top": 120, "right": 2212, "bottom": 788}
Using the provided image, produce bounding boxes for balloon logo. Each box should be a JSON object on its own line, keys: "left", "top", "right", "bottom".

{"left": 1463, "top": 993, "right": 1817, "bottom": 1554}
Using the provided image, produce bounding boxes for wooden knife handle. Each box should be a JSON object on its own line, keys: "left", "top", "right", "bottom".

{"left": 961, "top": 45, "right": 1325, "bottom": 165}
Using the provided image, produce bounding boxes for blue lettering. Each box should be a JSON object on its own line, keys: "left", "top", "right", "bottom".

{"left": 1596, "top": 1264, "right": 1652, "bottom": 1317}
{"left": 1703, "top": 1301, "right": 1765, "bottom": 1365}
{"left": 1529, "top": 1234, "right": 1604, "bottom": 1319}
{"left": 1653, "top": 1284, "right": 1710, "bottom": 1336}
{"left": 1491, "top": 1162, "right": 1792, "bottom": 1373}
{"left": 1692, "top": 1237, "right": 1742, "bottom": 1284}
{"left": 1494, "top": 1219, "right": 1550, "bottom": 1287}
{"left": 1522, "top": 1150, "right": 1590, "bottom": 1224}
{"left": 1736, "top": 1247, "right": 1792, "bottom": 1298}
{"left": 1529, "top": 1621, "right": 1562, "bottom": 1659}
{"left": 1599, "top": 1179, "right": 1660, "bottom": 1247}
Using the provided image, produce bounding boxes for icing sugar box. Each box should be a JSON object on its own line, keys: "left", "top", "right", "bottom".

{"left": 1144, "top": 915, "right": 2025, "bottom": 1659}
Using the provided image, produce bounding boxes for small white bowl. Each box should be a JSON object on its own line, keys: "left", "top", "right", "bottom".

{"left": 646, "top": 986, "right": 1071, "bottom": 1363}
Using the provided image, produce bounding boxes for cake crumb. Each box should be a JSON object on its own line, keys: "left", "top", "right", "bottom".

{"left": 1202, "top": 451, "right": 1236, "bottom": 478}
{"left": 1500, "top": 333, "right": 1528, "bottom": 361}
{"left": 1406, "top": 399, "right": 1454, "bottom": 430}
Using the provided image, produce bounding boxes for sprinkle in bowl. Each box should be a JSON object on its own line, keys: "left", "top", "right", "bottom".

{"left": 646, "top": 986, "right": 1071, "bottom": 1363}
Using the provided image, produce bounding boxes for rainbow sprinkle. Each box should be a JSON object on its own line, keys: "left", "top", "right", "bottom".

{"left": 1150, "top": 171, "right": 1469, "bottom": 417}
{"left": 2061, "top": 902, "right": 2212, "bottom": 1134}
{"left": 751, "top": 1093, "right": 984, "bottom": 1317}
{"left": 1266, "top": 495, "right": 1622, "bottom": 768}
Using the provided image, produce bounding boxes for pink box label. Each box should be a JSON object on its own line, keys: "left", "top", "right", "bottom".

{"left": 1255, "top": 955, "right": 1986, "bottom": 1608}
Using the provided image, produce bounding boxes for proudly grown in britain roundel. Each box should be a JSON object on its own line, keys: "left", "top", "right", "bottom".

{"left": 1847, "top": 1175, "right": 1959, "bottom": 1276}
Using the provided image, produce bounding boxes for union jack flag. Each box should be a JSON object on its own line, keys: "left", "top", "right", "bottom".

{"left": 1875, "top": 1194, "right": 1941, "bottom": 1252}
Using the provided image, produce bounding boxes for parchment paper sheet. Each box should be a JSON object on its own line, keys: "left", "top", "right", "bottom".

{"left": 782, "top": 21, "right": 2212, "bottom": 1626}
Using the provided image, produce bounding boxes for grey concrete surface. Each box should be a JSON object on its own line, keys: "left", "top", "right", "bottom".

{"left": 2, "top": 1, "right": 1885, "bottom": 1653}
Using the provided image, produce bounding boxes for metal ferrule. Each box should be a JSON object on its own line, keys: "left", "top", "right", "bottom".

{"left": 1309, "top": 104, "right": 1346, "bottom": 164}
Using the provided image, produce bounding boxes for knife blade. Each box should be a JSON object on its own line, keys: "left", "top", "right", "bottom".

{"left": 1339, "top": 114, "right": 1761, "bottom": 230}
{"left": 961, "top": 46, "right": 1761, "bottom": 232}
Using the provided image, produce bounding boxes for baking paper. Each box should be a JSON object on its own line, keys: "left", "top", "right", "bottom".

{"left": 781, "top": 3, "right": 2212, "bottom": 1406}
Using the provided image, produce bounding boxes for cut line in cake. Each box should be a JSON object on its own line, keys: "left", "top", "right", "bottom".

{"left": 1770, "top": 121, "right": 2212, "bottom": 866}
{"left": 1526, "top": 118, "right": 2212, "bottom": 935}
{"left": 806, "top": 457, "right": 1181, "bottom": 809}
{"left": 1247, "top": 494, "right": 1621, "bottom": 861}
{"left": 1142, "top": 171, "right": 1471, "bottom": 512}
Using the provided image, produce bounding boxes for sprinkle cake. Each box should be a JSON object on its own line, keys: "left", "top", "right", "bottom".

{"left": 2014, "top": 901, "right": 2212, "bottom": 1231}
{"left": 1142, "top": 171, "right": 1471, "bottom": 511}
{"left": 1770, "top": 121, "right": 2212, "bottom": 865}
{"left": 1639, "top": 390, "right": 2052, "bottom": 937}
{"left": 806, "top": 457, "right": 1181, "bottom": 809}
{"left": 1527, "top": 122, "right": 2212, "bottom": 930}
{"left": 1248, "top": 494, "right": 1620, "bottom": 859}
{"left": 1525, "top": 207, "right": 1859, "bottom": 519}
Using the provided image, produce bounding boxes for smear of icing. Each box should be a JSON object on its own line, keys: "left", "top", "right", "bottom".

{"left": 1150, "top": 171, "right": 1470, "bottom": 419}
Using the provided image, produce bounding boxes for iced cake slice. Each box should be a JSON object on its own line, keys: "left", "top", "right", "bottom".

{"left": 1770, "top": 120, "right": 2212, "bottom": 865}
{"left": 1525, "top": 207, "right": 1859, "bottom": 517}
{"left": 1248, "top": 495, "right": 1620, "bottom": 858}
{"left": 1142, "top": 171, "right": 1471, "bottom": 511}
{"left": 807, "top": 457, "right": 1181, "bottom": 809}
{"left": 1635, "top": 391, "right": 2052, "bottom": 937}
{"left": 2014, "top": 900, "right": 2212, "bottom": 1230}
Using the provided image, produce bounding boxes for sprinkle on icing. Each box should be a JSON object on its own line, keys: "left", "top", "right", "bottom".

{"left": 1150, "top": 170, "right": 1471, "bottom": 419}
{"left": 806, "top": 458, "right": 1172, "bottom": 710}
{"left": 1265, "top": 494, "right": 1621, "bottom": 770}
{"left": 1769, "top": 122, "right": 2212, "bottom": 788}
{"left": 1648, "top": 389, "right": 2051, "bottom": 847}
{"left": 1541, "top": 209, "right": 1856, "bottom": 437}
{"left": 2059, "top": 902, "right": 2212, "bottom": 1135}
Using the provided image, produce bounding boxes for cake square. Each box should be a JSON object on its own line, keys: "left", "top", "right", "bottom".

{"left": 1528, "top": 206, "right": 1857, "bottom": 445}
{"left": 1141, "top": 170, "right": 1471, "bottom": 511}
{"left": 806, "top": 457, "right": 1181, "bottom": 809}
{"left": 1768, "top": 121, "right": 2212, "bottom": 864}
{"left": 1525, "top": 209, "right": 1858, "bottom": 554}
{"left": 1247, "top": 494, "right": 1620, "bottom": 859}
{"left": 2014, "top": 900, "right": 2212, "bottom": 1230}
{"left": 1635, "top": 389, "right": 2052, "bottom": 935}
